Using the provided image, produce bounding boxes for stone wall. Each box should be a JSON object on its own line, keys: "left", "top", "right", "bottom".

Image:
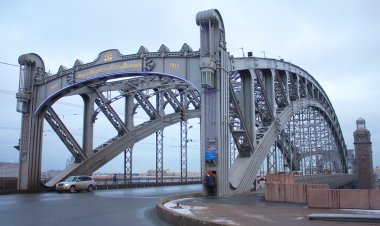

{"left": 265, "top": 173, "right": 380, "bottom": 210}
{"left": 308, "top": 189, "right": 380, "bottom": 210}
{"left": 265, "top": 183, "right": 328, "bottom": 203}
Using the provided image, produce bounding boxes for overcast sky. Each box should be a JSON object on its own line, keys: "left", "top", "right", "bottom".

{"left": 0, "top": 0, "right": 379, "bottom": 174}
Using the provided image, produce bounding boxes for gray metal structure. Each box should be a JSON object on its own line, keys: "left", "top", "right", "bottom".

{"left": 16, "top": 9, "right": 350, "bottom": 196}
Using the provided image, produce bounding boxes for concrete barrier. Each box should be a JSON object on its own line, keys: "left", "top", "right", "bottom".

{"left": 309, "top": 188, "right": 339, "bottom": 209}
{"left": 369, "top": 190, "right": 380, "bottom": 210}
{"left": 265, "top": 183, "right": 286, "bottom": 202}
{"left": 266, "top": 174, "right": 294, "bottom": 184}
{"left": 265, "top": 174, "right": 380, "bottom": 210}
{"left": 307, "top": 189, "right": 332, "bottom": 208}
{"left": 307, "top": 189, "right": 380, "bottom": 210}
{"left": 340, "top": 189, "right": 369, "bottom": 209}
{"left": 266, "top": 183, "right": 329, "bottom": 203}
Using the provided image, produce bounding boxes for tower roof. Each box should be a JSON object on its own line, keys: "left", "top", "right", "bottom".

{"left": 356, "top": 117, "right": 366, "bottom": 130}
{"left": 357, "top": 117, "right": 365, "bottom": 122}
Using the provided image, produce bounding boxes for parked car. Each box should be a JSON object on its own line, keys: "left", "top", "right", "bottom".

{"left": 56, "top": 175, "right": 96, "bottom": 193}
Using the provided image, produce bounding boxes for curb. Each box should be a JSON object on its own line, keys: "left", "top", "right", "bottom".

{"left": 309, "top": 213, "right": 380, "bottom": 222}
{"left": 156, "top": 193, "right": 226, "bottom": 226}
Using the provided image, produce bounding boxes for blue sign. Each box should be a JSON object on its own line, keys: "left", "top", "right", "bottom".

{"left": 205, "top": 151, "right": 217, "bottom": 161}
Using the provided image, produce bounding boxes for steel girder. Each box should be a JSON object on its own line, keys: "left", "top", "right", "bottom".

{"left": 180, "top": 120, "right": 188, "bottom": 181}
{"left": 44, "top": 107, "right": 87, "bottom": 162}
{"left": 124, "top": 147, "right": 133, "bottom": 184}
{"left": 156, "top": 129, "right": 164, "bottom": 182}
{"left": 228, "top": 78, "right": 255, "bottom": 157}
{"left": 94, "top": 90, "right": 129, "bottom": 135}
{"left": 156, "top": 92, "right": 164, "bottom": 183}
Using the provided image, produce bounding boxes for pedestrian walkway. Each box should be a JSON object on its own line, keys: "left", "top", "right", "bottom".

{"left": 160, "top": 190, "right": 380, "bottom": 226}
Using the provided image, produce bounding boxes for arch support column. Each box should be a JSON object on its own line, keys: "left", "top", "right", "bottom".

{"left": 17, "top": 53, "right": 46, "bottom": 192}
{"left": 197, "top": 9, "right": 230, "bottom": 196}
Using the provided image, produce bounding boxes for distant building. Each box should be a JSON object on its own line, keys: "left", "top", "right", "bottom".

{"left": 146, "top": 169, "right": 177, "bottom": 176}
{"left": 0, "top": 162, "right": 18, "bottom": 177}
{"left": 353, "top": 117, "right": 374, "bottom": 189}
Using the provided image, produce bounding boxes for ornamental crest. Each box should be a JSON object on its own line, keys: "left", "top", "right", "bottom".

{"left": 103, "top": 51, "right": 113, "bottom": 62}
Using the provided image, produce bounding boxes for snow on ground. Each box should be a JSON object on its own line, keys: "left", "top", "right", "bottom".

{"left": 163, "top": 198, "right": 240, "bottom": 225}
{"left": 212, "top": 218, "right": 240, "bottom": 225}
{"left": 163, "top": 198, "right": 207, "bottom": 216}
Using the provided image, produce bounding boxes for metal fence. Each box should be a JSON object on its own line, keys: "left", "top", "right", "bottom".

{"left": 93, "top": 176, "right": 201, "bottom": 185}
{"left": 0, "top": 177, "right": 17, "bottom": 192}
{"left": 295, "top": 174, "right": 357, "bottom": 188}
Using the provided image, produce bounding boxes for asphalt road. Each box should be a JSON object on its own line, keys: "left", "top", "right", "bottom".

{"left": 0, "top": 184, "right": 202, "bottom": 226}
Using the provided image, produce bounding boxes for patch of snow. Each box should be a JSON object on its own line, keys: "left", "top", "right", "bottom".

{"left": 163, "top": 198, "right": 208, "bottom": 216}
{"left": 192, "top": 206, "right": 208, "bottom": 210}
{"left": 164, "top": 200, "right": 193, "bottom": 215}
{"left": 212, "top": 218, "right": 240, "bottom": 225}
{"left": 244, "top": 214, "right": 275, "bottom": 223}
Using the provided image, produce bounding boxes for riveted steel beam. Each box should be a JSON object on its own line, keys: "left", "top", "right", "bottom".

{"left": 228, "top": 79, "right": 255, "bottom": 157}
{"left": 94, "top": 90, "right": 129, "bottom": 135}
{"left": 135, "top": 91, "right": 160, "bottom": 120}
{"left": 44, "top": 107, "right": 87, "bottom": 162}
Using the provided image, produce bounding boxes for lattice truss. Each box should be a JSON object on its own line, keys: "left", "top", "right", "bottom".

{"left": 228, "top": 68, "right": 346, "bottom": 175}
{"left": 44, "top": 74, "right": 201, "bottom": 181}
{"left": 269, "top": 108, "right": 341, "bottom": 174}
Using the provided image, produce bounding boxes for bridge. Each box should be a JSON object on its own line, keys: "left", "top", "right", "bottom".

{"left": 15, "top": 9, "right": 355, "bottom": 196}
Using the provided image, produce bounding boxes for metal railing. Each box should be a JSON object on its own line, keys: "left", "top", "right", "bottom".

{"left": 295, "top": 174, "right": 357, "bottom": 188}
{"left": 93, "top": 176, "right": 201, "bottom": 185}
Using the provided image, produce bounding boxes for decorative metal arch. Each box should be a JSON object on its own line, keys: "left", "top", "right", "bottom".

{"left": 41, "top": 72, "right": 201, "bottom": 186}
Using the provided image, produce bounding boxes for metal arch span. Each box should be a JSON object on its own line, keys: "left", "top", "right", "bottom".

{"left": 230, "top": 100, "right": 334, "bottom": 192}
{"left": 41, "top": 73, "right": 201, "bottom": 186}
{"left": 228, "top": 57, "right": 348, "bottom": 194}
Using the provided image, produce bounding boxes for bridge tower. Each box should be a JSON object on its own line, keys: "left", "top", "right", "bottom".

{"left": 353, "top": 117, "right": 374, "bottom": 189}
{"left": 196, "top": 9, "right": 231, "bottom": 196}
{"left": 15, "top": 54, "right": 45, "bottom": 191}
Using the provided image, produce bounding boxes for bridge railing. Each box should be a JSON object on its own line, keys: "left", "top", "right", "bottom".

{"left": 0, "top": 177, "right": 17, "bottom": 193}
{"left": 295, "top": 174, "right": 357, "bottom": 188}
{"left": 93, "top": 176, "right": 202, "bottom": 185}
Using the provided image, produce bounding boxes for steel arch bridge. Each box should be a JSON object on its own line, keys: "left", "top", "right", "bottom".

{"left": 16, "top": 9, "right": 352, "bottom": 195}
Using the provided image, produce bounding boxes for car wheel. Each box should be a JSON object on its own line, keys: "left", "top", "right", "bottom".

{"left": 69, "top": 185, "right": 76, "bottom": 193}
{"left": 87, "top": 185, "right": 94, "bottom": 192}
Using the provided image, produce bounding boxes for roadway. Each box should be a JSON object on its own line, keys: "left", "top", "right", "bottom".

{"left": 0, "top": 184, "right": 201, "bottom": 226}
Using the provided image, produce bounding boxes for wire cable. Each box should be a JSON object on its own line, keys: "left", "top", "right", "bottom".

{"left": 0, "top": 61, "right": 19, "bottom": 67}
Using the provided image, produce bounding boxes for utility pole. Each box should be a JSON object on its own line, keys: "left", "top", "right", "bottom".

{"left": 240, "top": 47, "right": 245, "bottom": 57}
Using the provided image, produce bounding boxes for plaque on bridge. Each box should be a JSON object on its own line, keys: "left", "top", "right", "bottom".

{"left": 205, "top": 151, "right": 217, "bottom": 161}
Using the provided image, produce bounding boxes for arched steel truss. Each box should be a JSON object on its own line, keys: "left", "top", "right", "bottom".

{"left": 228, "top": 57, "right": 348, "bottom": 194}
{"left": 43, "top": 73, "right": 201, "bottom": 186}
{"left": 17, "top": 53, "right": 349, "bottom": 195}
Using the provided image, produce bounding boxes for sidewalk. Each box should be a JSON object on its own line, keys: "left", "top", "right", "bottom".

{"left": 160, "top": 190, "right": 380, "bottom": 226}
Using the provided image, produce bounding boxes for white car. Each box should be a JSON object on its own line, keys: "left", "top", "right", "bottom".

{"left": 56, "top": 176, "right": 96, "bottom": 193}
